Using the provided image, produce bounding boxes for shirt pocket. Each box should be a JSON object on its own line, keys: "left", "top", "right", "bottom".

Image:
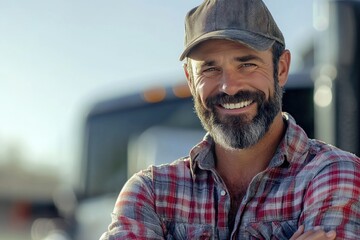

{"left": 245, "top": 219, "right": 297, "bottom": 240}
{"left": 164, "top": 221, "right": 214, "bottom": 240}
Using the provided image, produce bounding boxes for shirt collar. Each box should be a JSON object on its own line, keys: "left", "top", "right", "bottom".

{"left": 189, "top": 133, "right": 215, "bottom": 177}
{"left": 275, "top": 112, "right": 310, "bottom": 165}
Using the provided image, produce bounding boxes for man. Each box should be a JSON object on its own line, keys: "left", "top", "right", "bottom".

{"left": 101, "top": 0, "right": 360, "bottom": 239}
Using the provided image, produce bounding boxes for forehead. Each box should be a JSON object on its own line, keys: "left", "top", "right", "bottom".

{"left": 188, "top": 39, "right": 272, "bottom": 62}
{"left": 187, "top": 39, "right": 272, "bottom": 62}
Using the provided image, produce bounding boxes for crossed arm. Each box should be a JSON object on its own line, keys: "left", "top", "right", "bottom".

{"left": 291, "top": 225, "right": 336, "bottom": 240}
{"left": 101, "top": 159, "right": 360, "bottom": 239}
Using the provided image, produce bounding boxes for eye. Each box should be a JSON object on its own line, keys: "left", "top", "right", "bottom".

{"left": 238, "top": 63, "right": 257, "bottom": 73}
{"left": 241, "top": 63, "right": 257, "bottom": 68}
{"left": 202, "top": 67, "right": 221, "bottom": 77}
{"left": 203, "top": 67, "right": 218, "bottom": 72}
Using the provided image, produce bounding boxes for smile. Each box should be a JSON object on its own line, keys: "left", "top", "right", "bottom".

{"left": 221, "top": 100, "right": 253, "bottom": 110}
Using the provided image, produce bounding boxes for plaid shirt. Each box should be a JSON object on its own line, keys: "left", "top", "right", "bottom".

{"left": 101, "top": 113, "right": 360, "bottom": 239}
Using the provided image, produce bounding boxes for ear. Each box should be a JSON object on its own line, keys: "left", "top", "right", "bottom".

{"left": 277, "top": 50, "right": 291, "bottom": 87}
{"left": 183, "top": 62, "right": 194, "bottom": 93}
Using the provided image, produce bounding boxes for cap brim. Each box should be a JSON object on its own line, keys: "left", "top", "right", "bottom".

{"left": 179, "top": 30, "right": 275, "bottom": 61}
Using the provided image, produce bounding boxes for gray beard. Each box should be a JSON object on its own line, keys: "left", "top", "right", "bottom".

{"left": 211, "top": 114, "right": 268, "bottom": 149}
{"left": 194, "top": 81, "right": 283, "bottom": 149}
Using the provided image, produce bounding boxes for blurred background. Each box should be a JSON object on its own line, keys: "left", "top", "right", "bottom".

{"left": 0, "top": 0, "right": 359, "bottom": 239}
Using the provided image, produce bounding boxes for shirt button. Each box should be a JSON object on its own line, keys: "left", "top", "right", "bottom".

{"left": 220, "top": 190, "right": 226, "bottom": 196}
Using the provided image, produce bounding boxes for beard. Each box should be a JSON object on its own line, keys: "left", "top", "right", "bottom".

{"left": 193, "top": 80, "right": 283, "bottom": 149}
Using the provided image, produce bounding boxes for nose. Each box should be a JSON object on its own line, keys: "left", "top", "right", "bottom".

{"left": 219, "top": 70, "right": 245, "bottom": 96}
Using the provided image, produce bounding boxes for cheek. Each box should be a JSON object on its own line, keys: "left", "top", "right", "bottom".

{"left": 194, "top": 79, "right": 217, "bottom": 106}
{"left": 249, "top": 72, "right": 275, "bottom": 99}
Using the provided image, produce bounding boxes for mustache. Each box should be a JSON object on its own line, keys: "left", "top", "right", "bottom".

{"left": 205, "top": 90, "right": 265, "bottom": 109}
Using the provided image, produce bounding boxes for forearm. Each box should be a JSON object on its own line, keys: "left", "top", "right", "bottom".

{"left": 101, "top": 171, "right": 165, "bottom": 239}
{"left": 300, "top": 160, "right": 360, "bottom": 238}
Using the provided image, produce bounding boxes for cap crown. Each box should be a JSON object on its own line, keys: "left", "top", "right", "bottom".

{"left": 180, "top": 0, "right": 284, "bottom": 60}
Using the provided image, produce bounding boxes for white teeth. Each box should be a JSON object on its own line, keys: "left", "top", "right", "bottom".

{"left": 221, "top": 100, "right": 252, "bottom": 110}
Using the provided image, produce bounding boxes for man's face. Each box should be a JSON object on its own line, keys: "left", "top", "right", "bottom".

{"left": 185, "top": 39, "right": 285, "bottom": 149}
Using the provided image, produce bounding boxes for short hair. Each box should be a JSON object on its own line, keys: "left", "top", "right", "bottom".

{"left": 272, "top": 42, "right": 285, "bottom": 80}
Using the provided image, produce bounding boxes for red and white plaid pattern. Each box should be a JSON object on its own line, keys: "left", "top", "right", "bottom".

{"left": 101, "top": 113, "right": 360, "bottom": 239}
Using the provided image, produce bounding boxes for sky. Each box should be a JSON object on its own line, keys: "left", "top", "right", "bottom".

{"left": 0, "top": 1, "right": 315, "bottom": 184}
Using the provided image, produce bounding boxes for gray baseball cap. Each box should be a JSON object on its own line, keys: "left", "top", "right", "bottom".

{"left": 179, "top": 0, "right": 285, "bottom": 61}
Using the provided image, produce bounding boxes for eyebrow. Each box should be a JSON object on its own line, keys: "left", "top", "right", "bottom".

{"left": 198, "top": 54, "right": 265, "bottom": 68}
{"left": 199, "top": 60, "right": 216, "bottom": 68}
{"left": 234, "top": 54, "right": 265, "bottom": 63}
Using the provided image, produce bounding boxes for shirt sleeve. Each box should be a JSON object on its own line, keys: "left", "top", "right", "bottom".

{"left": 301, "top": 158, "right": 360, "bottom": 239}
{"left": 100, "top": 170, "right": 165, "bottom": 240}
